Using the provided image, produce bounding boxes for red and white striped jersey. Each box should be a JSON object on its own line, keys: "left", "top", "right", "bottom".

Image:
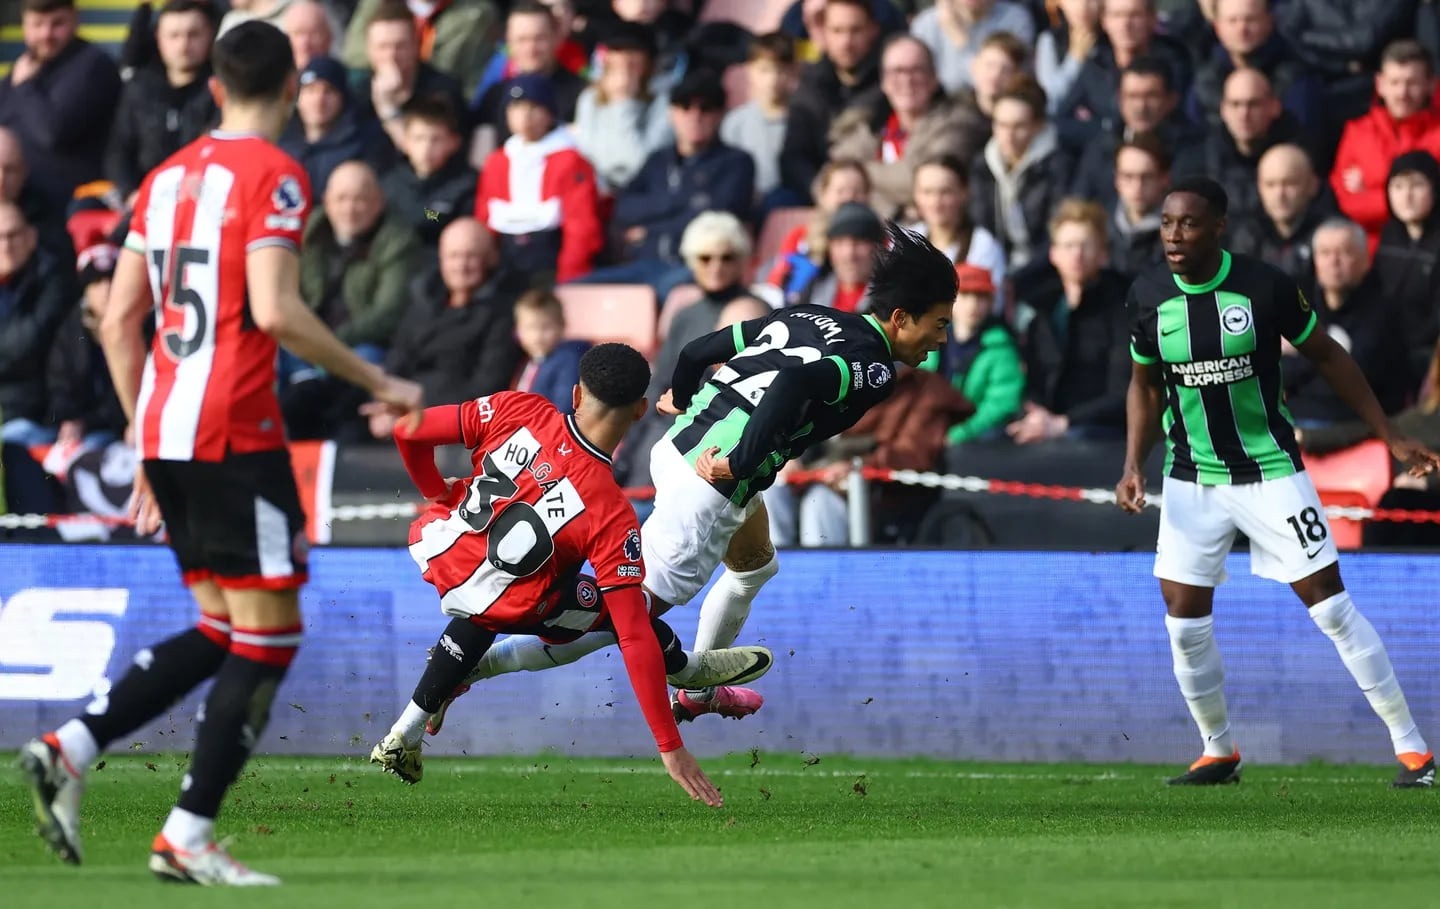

{"left": 404, "top": 392, "right": 646, "bottom": 628}
{"left": 126, "top": 132, "right": 311, "bottom": 462}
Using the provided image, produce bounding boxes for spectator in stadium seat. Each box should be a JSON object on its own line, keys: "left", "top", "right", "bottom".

{"left": 577, "top": 71, "right": 754, "bottom": 305}
{"left": 574, "top": 23, "right": 673, "bottom": 195}
{"left": 355, "top": 1, "right": 467, "bottom": 171}
{"left": 1375, "top": 151, "right": 1440, "bottom": 377}
{"left": 381, "top": 94, "right": 477, "bottom": 250}
{"left": 907, "top": 155, "right": 1006, "bottom": 303}
{"left": 45, "top": 243, "right": 125, "bottom": 451}
{"left": 779, "top": 0, "right": 884, "bottom": 202}
{"left": 374, "top": 218, "right": 523, "bottom": 434}
{"left": 510, "top": 288, "right": 589, "bottom": 412}
{"left": 0, "top": 0, "right": 122, "bottom": 195}
{"left": 299, "top": 160, "right": 420, "bottom": 361}
{"left": 282, "top": 0, "right": 340, "bottom": 70}
{"left": 827, "top": 34, "right": 987, "bottom": 221}
{"left": 1226, "top": 143, "right": 1333, "bottom": 283}
{"left": 1276, "top": 0, "right": 1418, "bottom": 124}
{"left": 1283, "top": 218, "right": 1412, "bottom": 427}
{"left": 1106, "top": 132, "right": 1168, "bottom": 276}
{"left": 800, "top": 201, "right": 883, "bottom": 310}
{"left": 1069, "top": 56, "right": 1203, "bottom": 212}
{"left": 1331, "top": 40, "right": 1440, "bottom": 248}
{"left": 0, "top": 128, "right": 74, "bottom": 269}
{"left": 721, "top": 32, "right": 800, "bottom": 214}
{"left": 279, "top": 55, "right": 372, "bottom": 198}
{"left": 1185, "top": 67, "right": 1307, "bottom": 225}
{"left": 582, "top": 0, "right": 694, "bottom": 97}
{"left": 471, "top": 0, "right": 588, "bottom": 108}
{"left": 1035, "top": 0, "right": 1103, "bottom": 115}
{"left": 474, "top": 2, "right": 588, "bottom": 145}
{"left": 940, "top": 263, "right": 1024, "bottom": 445}
{"left": 1007, "top": 198, "right": 1131, "bottom": 443}
{"left": 1051, "top": 0, "right": 1191, "bottom": 154}
{"left": 780, "top": 0, "right": 906, "bottom": 63}
{"left": 106, "top": 0, "right": 219, "bottom": 208}
{"left": 1187, "top": 0, "right": 1323, "bottom": 134}
{"left": 969, "top": 78, "right": 1072, "bottom": 271}
{"left": 476, "top": 74, "right": 602, "bottom": 284}
{"left": 341, "top": 0, "right": 498, "bottom": 99}
{"left": 948, "top": 29, "right": 1028, "bottom": 144}
{"left": 763, "top": 158, "right": 871, "bottom": 301}
{"left": 0, "top": 202, "right": 74, "bottom": 446}
{"left": 909, "top": 0, "right": 1035, "bottom": 94}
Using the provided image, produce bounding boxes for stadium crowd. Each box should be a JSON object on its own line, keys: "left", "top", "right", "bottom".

{"left": 2, "top": 0, "right": 1440, "bottom": 543}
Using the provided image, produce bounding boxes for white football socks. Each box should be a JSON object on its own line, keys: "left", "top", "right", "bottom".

{"left": 1165, "top": 615, "right": 1236, "bottom": 758}
{"left": 692, "top": 558, "right": 778, "bottom": 652}
{"left": 54, "top": 719, "right": 99, "bottom": 771}
{"left": 471, "top": 631, "right": 618, "bottom": 680}
{"left": 392, "top": 701, "right": 432, "bottom": 747}
{"left": 161, "top": 807, "right": 215, "bottom": 852}
{"left": 1308, "top": 591, "right": 1428, "bottom": 756}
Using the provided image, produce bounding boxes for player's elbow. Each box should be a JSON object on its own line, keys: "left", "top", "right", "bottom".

{"left": 249, "top": 294, "right": 292, "bottom": 338}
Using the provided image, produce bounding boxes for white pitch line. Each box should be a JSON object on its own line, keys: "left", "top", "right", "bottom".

{"left": 81, "top": 760, "right": 1395, "bottom": 786}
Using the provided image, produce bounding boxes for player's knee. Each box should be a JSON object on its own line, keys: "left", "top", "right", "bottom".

{"left": 1295, "top": 565, "right": 1345, "bottom": 606}
{"left": 724, "top": 544, "right": 777, "bottom": 575}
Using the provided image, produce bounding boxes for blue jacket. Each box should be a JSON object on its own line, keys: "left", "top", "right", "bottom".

{"left": 522, "top": 340, "right": 591, "bottom": 412}
{"left": 613, "top": 141, "right": 755, "bottom": 263}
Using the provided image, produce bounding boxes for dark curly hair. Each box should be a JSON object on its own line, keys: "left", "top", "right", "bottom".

{"left": 579, "top": 343, "right": 651, "bottom": 408}
{"left": 867, "top": 223, "right": 959, "bottom": 320}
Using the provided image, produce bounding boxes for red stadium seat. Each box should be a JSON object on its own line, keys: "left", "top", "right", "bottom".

{"left": 658, "top": 284, "right": 705, "bottom": 343}
{"left": 699, "top": 0, "right": 790, "bottom": 32}
{"left": 554, "top": 284, "right": 658, "bottom": 358}
{"left": 1304, "top": 439, "right": 1393, "bottom": 550}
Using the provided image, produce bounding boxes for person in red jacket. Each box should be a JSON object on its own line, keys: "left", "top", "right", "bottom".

{"left": 475, "top": 72, "right": 601, "bottom": 283}
{"left": 1331, "top": 40, "right": 1440, "bottom": 249}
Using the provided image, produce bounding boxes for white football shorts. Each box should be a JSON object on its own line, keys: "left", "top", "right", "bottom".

{"left": 1153, "top": 471, "right": 1340, "bottom": 587}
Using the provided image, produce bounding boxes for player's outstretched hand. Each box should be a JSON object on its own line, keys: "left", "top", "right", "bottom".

{"left": 1388, "top": 435, "right": 1440, "bottom": 477}
{"left": 1115, "top": 469, "right": 1146, "bottom": 514}
{"left": 694, "top": 446, "right": 734, "bottom": 482}
{"left": 661, "top": 747, "right": 723, "bottom": 807}
{"left": 656, "top": 389, "right": 681, "bottom": 416}
{"left": 129, "top": 465, "right": 164, "bottom": 537}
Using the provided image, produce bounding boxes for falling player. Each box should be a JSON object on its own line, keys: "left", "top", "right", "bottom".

{"left": 18, "top": 21, "right": 423, "bottom": 885}
{"left": 426, "top": 224, "right": 960, "bottom": 727}
{"left": 369, "top": 344, "right": 772, "bottom": 802}
{"left": 1117, "top": 176, "right": 1439, "bottom": 787}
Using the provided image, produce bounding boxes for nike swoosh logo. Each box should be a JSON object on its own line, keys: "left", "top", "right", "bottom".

{"left": 717, "top": 651, "right": 772, "bottom": 686}
{"left": 1305, "top": 547, "right": 1324, "bottom": 560}
{"left": 1161, "top": 326, "right": 1184, "bottom": 336}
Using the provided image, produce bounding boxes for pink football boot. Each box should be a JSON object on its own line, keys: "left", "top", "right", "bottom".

{"left": 672, "top": 686, "right": 764, "bottom": 722}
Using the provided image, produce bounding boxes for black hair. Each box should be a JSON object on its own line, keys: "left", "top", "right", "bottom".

{"left": 212, "top": 20, "right": 295, "bottom": 102}
{"left": 1168, "top": 175, "right": 1229, "bottom": 218}
{"left": 157, "top": 0, "right": 217, "bottom": 28}
{"left": 400, "top": 92, "right": 462, "bottom": 134}
{"left": 22, "top": 0, "right": 74, "bottom": 13}
{"left": 579, "top": 343, "right": 651, "bottom": 408}
{"left": 867, "top": 223, "right": 959, "bottom": 320}
{"left": 915, "top": 153, "right": 970, "bottom": 187}
{"left": 1122, "top": 54, "right": 1176, "bottom": 94}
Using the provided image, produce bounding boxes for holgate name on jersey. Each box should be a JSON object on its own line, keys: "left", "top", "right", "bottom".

{"left": 1166, "top": 355, "right": 1255, "bottom": 387}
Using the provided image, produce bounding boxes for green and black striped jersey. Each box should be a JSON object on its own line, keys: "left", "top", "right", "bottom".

{"left": 1128, "top": 250, "right": 1319, "bottom": 485}
{"left": 666, "top": 305, "right": 898, "bottom": 506}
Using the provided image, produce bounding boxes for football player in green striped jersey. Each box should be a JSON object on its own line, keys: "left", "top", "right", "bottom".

{"left": 1118, "top": 176, "right": 1440, "bottom": 788}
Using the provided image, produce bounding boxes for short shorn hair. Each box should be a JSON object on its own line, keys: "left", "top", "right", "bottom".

{"left": 1382, "top": 39, "right": 1434, "bottom": 75}
{"left": 823, "top": 0, "right": 875, "bottom": 23}
{"left": 368, "top": 0, "right": 417, "bottom": 30}
{"left": 867, "top": 223, "right": 959, "bottom": 321}
{"left": 1048, "top": 197, "right": 1109, "bottom": 243}
{"left": 994, "top": 75, "right": 1048, "bottom": 120}
{"left": 212, "top": 20, "right": 295, "bottom": 103}
{"left": 514, "top": 288, "right": 565, "bottom": 322}
{"left": 579, "top": 343, "right": 651, "bottom": 408}
{"left": 1168, "top": 175, "right": 1230, "bottom": 218}
{"left": 1116, "top": 130, "right": 1172, "bottom": 173}
{"left": 1122, "top": 54, "right": 1176, "bottom": 94}
{"left": 401, "top": 93, "right": 462, "bottom": 134}
{"left": 750, "top": 31, "right": 796, "bottom": 65}
{"left": 22, "top": 0, "right": 74, "bottom": 13}
{"left": 978, "top": 31, "right": 1030, "bottom": 68}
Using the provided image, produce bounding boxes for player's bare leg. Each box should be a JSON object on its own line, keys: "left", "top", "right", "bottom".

{"left": 21, "top": 581, "right": 233, "bottom": 866}
{"left": 1162, "top": 581, "right": 1242, "bottom": 786}
{"left": 149, "top": 587, "right": 302, "bottom": 886}
{"left": 675, "top": 504, "right": 777, "bottom": 722}
{"left": 1292, "top": 563, "right": 1434, "bottom": 788}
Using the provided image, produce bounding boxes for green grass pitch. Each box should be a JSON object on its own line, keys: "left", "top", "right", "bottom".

{"left": 2, "top": 753, "right": 1437, "bottom": 908}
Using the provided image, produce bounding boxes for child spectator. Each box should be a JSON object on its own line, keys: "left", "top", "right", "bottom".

{"left": 510, "top": 288, "right": 590, "bottom": 411}
{"left": 476, "top": 74, "right": 603, "bottom": 284}
{"left": 381, "top": 93, "right": 479, "bottom": 249}
{"left": 938, "top": 264, "right": 1023, "bottom": 445}
{"left": 721, "top": 32, "right": 799, "bottom": 211}
{"left": 572, "top": 23, "right": 672, "bottom": 194}
{"left": 764, "top": 158, "right": 870, "bottom": 298}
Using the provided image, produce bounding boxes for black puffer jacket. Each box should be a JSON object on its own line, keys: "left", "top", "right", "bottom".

{"left": 104, "top": 64, "right": 217, "bottom": 197}
{"left": 1277, "top": 0, "right": 1417, "bottom": 79}
{"left": 1375, "top": 150, "right": 1440, "bottom": 360}
{"left": 1226, "top": 196, "right": 1335, "bottom": 285}
{"left": 0, "top": 250, "right": 76, "bottom": 423}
